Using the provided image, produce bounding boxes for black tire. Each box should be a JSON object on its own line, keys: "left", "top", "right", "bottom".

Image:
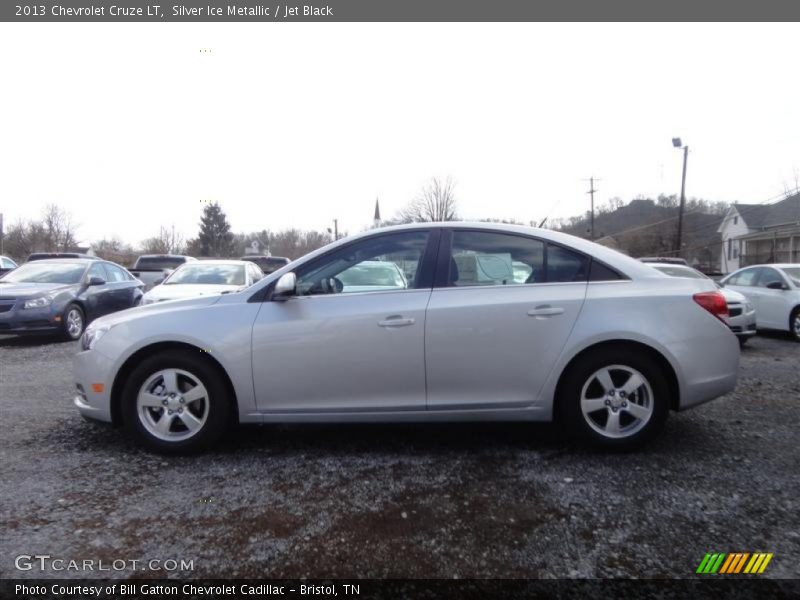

{"left": 558, "top": 347, "right": 670, "bottom": 450}
{"left": 121, "top": 350, "right": 232, "bottom": 453}
{"left": 738, "top": 336, "right": 748, "bottom": 348}
{"left": 790, "top": 308, "right": 800, "bottom": 343}
{"left": 61, "top": 303, "right": 86, "bottom": 341}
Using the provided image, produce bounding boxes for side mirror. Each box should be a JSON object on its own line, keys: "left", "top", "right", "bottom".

{"left": 272, "top": 272, "right": 296, "bottom": 301}
{"left": 88, "top": 276, "right": 106, "bottom": 286}
{"left": 766, "top": 281, "right": 787, "bottom": 290}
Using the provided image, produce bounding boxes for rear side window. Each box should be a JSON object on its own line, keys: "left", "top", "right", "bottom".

{"left": 547, "top": 244, "right": 589, "bottom": 283}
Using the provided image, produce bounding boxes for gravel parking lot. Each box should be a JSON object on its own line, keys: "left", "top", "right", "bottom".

{"left": 1, "top": 333, "right": 798, "bottom": 580}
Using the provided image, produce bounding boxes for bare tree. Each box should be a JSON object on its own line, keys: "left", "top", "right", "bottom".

{"left": 140, "top": 225, "right": 185, "bottom": 255}
{"left": 42, "top": 204, "right": 78, "bottom": 251}
{"left": 399, "top": 177, "right": 458, "bottom": 223}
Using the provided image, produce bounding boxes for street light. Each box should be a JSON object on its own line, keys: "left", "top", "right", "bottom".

{"left": 673, "top": 138, "right": 689, "bottom": 257}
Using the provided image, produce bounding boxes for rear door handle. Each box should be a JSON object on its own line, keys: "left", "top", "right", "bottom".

{"left": 527, "top": 305, "right": 565, "bottom": 317}
{"left": 378, "top": 316, "right": 416, "bottom": 328}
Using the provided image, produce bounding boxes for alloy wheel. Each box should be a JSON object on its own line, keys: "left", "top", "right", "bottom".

{"left": 66, "top": 308, "right": 84, "bottom": 339}
{"left": 136, "top": 368, "right": 209, "bottom": 442}
{"left": 580, "top": 364, "right": 654, "bottom": 439}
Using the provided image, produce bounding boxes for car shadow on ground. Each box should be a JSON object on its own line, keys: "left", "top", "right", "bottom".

{"left": 56, "top": 412, "right": 718, "bottom": 463}
{"left": 0, "top": 334, "right": 71, "bottom": 347}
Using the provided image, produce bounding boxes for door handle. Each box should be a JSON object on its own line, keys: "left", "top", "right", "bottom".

{"left": 378, "top": 316, "right": 415, "bottom": 328}
{"left": 527, "top": 305, "right": 565, "bottom": 317}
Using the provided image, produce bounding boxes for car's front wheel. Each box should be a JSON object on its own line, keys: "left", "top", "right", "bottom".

{"left": 61, "top": 303, "right": 85, "bottom": 341}
{"left": 560, "top": 348, "right": 669, "bottom": 450}
{"left": 791, "top": 308, "right": 800, "bottom": 342}
{"left": 122, "top": 350, "right": 232, "bottom": 453}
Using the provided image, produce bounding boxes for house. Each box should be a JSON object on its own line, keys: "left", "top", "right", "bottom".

{"left": 717, "top": 194, "right": 800, "bottom": 273}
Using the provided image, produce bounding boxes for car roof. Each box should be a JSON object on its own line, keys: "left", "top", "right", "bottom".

{"left": 302, "top": 222, "right": 656, "bottom": 279}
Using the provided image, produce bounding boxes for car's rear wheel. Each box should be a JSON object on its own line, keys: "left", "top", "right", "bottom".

{"left": 121, "top": 350, "right": 231, "bottom": 453}
{"left": 791, "top": 308, "right": 800, "bottom": 342}
{"left": 560, "top": 348, "right": 669, "bottom": 449}
{"left": 61, "top": 304, "right": 85, "bottom": 341}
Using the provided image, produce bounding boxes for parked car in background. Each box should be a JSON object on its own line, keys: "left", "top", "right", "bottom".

{"left": 0, "top": 255, "right": 18, "bottom": 276}
{"left": 130, "top": 254, "right": 197, "bottom": 291}
{"left": 333, "top": 260, "right": 408, "bottom": 293}
{"left": 721, "top": 264, "right": 800, "bottom": 342}
{"left": 142, "top": 260, "right": 263, "bottom": 305}
{"left": 0, "top": 259, "right": 143, "bottom": 340}
{"left": 240, "top": 255, "right": 290, "bottom": 275}
{"left": 27, "top": 252, "right": 97, "bottom": 261}
{"left": 74, "top": 223, "right": 739, "bottom": 453}
{"left": 643, "top": 262, "right": 757, "bottom": 346}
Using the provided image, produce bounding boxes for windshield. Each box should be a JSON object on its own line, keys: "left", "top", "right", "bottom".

{"left": 652, "top": 265, "right": 708, "bottom": 280}
{"left": 164, "top": 264, "right": 245, "bottom": 286}
{"left": 135, "top": 257, "right": 187, "bottom": 270}
{"left": 0, "top": 262, "right": 86, "bottom": 284}
{"left": 782, "top": 267, "right": 800, "bottom": 286}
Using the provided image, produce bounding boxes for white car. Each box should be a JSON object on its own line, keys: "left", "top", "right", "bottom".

{"left": 721, "top": 264, "right": 800, "bottom": 342}
{"left": 644, "top": 263, "right": 757, "bottom": 346}
{"left": 74, "top": 223, "right": 739, "bottom": 453}
{"left": 142, "top": 260, "right": 263, "bottom": 305}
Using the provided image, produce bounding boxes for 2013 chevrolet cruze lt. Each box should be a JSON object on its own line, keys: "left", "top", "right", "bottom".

{"left": 74, "top": 223, "right": 739, "bottom": 453}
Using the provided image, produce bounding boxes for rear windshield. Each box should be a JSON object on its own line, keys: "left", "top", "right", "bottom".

{"left": 135, "top": 257, "right": 188, "bottom": 270}
{"left": 652, "top": 265, "right": 707, "bottom": 280}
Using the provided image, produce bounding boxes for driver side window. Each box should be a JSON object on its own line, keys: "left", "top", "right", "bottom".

{"left": 295, "top": 231, "right": 430, "bottom": 296}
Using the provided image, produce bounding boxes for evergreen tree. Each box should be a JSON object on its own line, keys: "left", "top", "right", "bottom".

{"left": 197, "top": 202, "right": 234, "bottom": 257}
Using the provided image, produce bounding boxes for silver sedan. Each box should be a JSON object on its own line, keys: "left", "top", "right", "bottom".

{"left": 73, "top": 223, "right": 739, "bottom": 453}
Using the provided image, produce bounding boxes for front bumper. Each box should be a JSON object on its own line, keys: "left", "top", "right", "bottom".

{"left": 0, "top": 303, "right": 61, "bottom": 334}
{"left": 73, "top": 348, "right": 116, "bottom": 423}
{"left": 728, "top": 308, "right": 757, "bottom": 338}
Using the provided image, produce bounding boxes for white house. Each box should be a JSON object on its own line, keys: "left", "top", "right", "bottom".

{"left": 717, "top": 194, "right": 800, "bottom": 273}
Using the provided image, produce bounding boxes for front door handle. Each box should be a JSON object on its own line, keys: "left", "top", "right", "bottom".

{"left": 378, "top": 316, "right": 416, "bottom": 328}
{"left": 527, "top": 305, "right": 565, "bottom": 317}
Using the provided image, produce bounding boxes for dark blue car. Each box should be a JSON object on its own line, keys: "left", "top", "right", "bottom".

{"left": 0, "top": 259, "right": 144, "bottom": 340}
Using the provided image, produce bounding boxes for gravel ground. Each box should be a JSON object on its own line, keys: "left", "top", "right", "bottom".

{"left": 1, "top": 333, "right": 798, "bottom": 580}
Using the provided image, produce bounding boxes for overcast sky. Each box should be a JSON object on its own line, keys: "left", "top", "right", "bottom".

{"left": 1, "top": 23, "right": 800, "bottom": 246}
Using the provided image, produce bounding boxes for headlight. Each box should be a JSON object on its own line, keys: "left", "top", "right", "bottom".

{"left": 81, "top": 323, "right": 112, "bottom": 351}
{"left": 23, "top": 295, "right": 54, "bottom": 309}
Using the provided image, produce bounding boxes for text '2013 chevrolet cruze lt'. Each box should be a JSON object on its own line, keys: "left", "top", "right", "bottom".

{"left": 73, "top": 223, "right": 739, "bottom": 453}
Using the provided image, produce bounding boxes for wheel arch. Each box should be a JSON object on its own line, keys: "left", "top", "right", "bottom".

{"left": 553, "top": 339, "right": 681, "bottom": 419}
{"left": 109, "top": 341, "right": 239, "bottom": 427}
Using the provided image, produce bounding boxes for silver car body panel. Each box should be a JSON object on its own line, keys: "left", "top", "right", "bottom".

{"left": 73, "top": 223, "right": 739, "bottom": 426}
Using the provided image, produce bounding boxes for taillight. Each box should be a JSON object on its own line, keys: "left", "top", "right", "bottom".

{"left": 693, "top": 291, "right": 729, "bottom": 322}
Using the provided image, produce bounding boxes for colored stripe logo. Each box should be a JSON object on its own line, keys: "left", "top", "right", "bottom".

{"left": 697, "top": 552, "right": 773, "bottom": 574}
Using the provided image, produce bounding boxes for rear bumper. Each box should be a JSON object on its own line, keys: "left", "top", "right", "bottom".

{"left": 668, "top": 327, "right": 740, "bottom": 411}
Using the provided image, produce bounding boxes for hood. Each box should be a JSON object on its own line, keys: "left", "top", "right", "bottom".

{"left": 90, "top": 294, "right": 223, "bottom": 330}
{"left": 144, "top": 283, "right": 242, "bottom": 302}
{"left": 0, "top": 282, "right": 75, "bottom": 298}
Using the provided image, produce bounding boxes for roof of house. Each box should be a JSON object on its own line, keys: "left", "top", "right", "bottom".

{"left": 734, "top": 194, "right": 800, "bottom": 229}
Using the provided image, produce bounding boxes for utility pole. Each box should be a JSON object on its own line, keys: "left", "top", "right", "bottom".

{"left": 584, "top": 177, "right": 599, "bottom": 240}
{"left": 673, "top": 138, "right": 689, "bottom": 257}
{"left": 328, "top": 219, "right": 339, "bottom": 240}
